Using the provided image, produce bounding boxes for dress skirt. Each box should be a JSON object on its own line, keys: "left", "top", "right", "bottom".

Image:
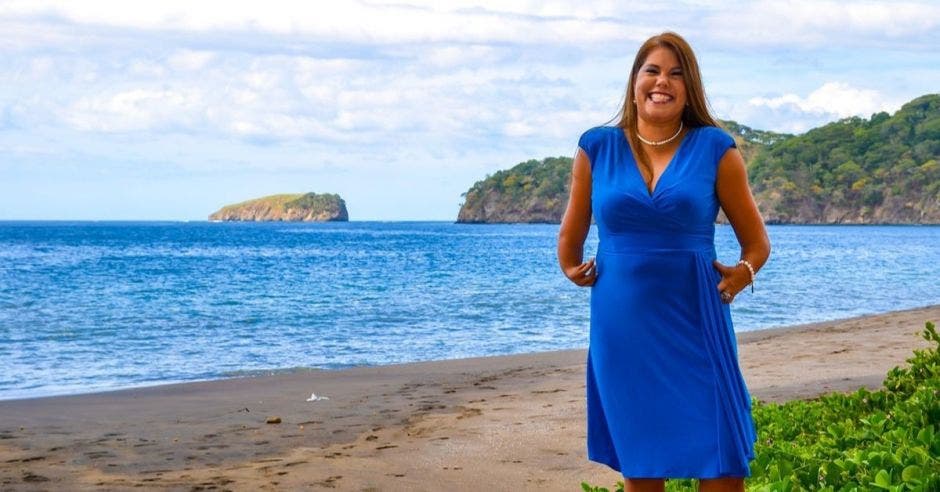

{"left": 587, "top": 231, "right": 756, "bottom": 478}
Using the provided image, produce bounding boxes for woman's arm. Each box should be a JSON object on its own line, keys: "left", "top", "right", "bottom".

{"left": 558, "top": 148, "right": 596, "bottom": 286}
{"left": 713, "top": 146, "right": 771, "bottom": 301}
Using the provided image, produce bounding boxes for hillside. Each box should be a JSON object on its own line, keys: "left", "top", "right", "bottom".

{"left": 749, "top": 94, "right": 939, "bottom": 223}
{"left": 456, "top": 95, "right": 939, "bottom": 224}
{"left": 209, "top": 192, "right": 348, "bottom": 222}
{"left": 457, "top": 157, "right": 571, "bottom": 223}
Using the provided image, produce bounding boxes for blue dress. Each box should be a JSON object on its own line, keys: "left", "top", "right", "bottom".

{"left": 578, "top": 125, "right": 757, "bottom": 478}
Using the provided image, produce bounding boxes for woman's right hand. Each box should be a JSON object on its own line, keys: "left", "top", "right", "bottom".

{"left": 563, "top": 257, "right": 596, "bottom": 287}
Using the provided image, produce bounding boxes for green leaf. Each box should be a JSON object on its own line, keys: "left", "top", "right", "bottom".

{"left": 901, "top": 465, "right": 922, "bottom": 482}
{"left": 872, "top": 469, "right": 891, "bottom": 489}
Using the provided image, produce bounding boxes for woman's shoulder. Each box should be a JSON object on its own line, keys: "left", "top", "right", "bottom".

{"left": 691, "top": 125, "right": 738, "bottom": 165}
{"left": 693, "top": 125, "right": 737, "bottom": 148}
{"left": 579, "top": 125, "right": 620, "bottom": 139}
{"left": 577, "top": 126, "right": 620, "bottom": 170}
{"left": 578, "top": 125, "right": 620, "bottom": 148}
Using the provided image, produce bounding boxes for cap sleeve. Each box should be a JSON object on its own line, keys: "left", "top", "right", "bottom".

{"left": 711, "top": 126, "right": 737, "bottom": 165}
{"left": 577, "top": 127, "right": 605, "bottom": 171}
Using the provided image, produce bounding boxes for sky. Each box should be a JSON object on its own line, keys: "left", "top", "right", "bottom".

{"left": 1, "top": 1, "right": 938, "bottom": 221}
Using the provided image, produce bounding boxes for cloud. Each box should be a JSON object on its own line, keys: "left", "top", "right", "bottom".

{"left": 2, "top": 0, "right": 938, "bottom": 53}
{"left": 1, "top": 2, "right": 938, "bottom": 164}
{"left": 167, "top": 50, "right": 214, "bottom": 71}
{"left": 0, "top": 0, "right": 647, "bottom": 46}
{"left": 700, "top": 0, "right": 940, "bottom": 50}
{"left": 719, "top": 82, "right": 905, "bottom": 134}
{"left": 749, "top": 82, "right": 901, "bottom": 119}
{"left": 63, "top": 88, "right": 205, "bottom": 132}
{"left": 18, "top": 41, "right": 607, "bottom": 148}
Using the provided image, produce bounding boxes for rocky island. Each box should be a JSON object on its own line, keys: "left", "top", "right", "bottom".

{"left": 457, "top": 93, "right": 939, "bottom": 224}
{"left": 209, "top": 192, "right": 348, "bottom": 222}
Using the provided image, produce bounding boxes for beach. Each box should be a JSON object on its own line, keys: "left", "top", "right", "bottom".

{"left": 1, "top": 305, "right": 937, "bottom": 491}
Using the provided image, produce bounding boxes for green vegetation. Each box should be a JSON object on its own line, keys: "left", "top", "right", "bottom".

{"left": 722, "top": 120, "right": 793, "bottom": 164}
{"left": 464, "top": 157, "right": 572, "bottom": 201}
{"left": 749, "top": 94, "right": 940, "bottom": 223}
{"left": 457, "top": 156, "right": 573, "bottom": 223}
{"left": 209, "top": 192, "right": 348, "bottom": 221}
{"left": 456, "top": 94, "right": 940, "bottom": 224}
{"left": 721, "top": 120, "right": 792, "bottom": 147}
{"left": 282, "top": 192, "right": 345, "bottom": 212}
{"left": 581, "top": 322, "right": 940, "bottom": 491}
{"left": 214, "top": 193, "right": 307, "bottom": 214}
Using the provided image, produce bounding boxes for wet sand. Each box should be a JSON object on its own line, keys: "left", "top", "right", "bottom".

{"left": 1, "top": 305, "right": 937, "bottom": 491}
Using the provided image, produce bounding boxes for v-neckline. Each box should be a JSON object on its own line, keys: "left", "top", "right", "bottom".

{"left": 621, "top": 126, "right": 694, "bottom": 198}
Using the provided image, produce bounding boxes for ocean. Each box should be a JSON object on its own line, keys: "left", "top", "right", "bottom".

{"left": 1, "top": 221, "right": 938, "bottom": 400}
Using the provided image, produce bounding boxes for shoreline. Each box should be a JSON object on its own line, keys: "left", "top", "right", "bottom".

{"left": 1, "top": 305, "right": 937, "bottom": 490}
{"left": 4, "top": 304, "right": 939, "bottom": 404}
{"left": 4, "top": 220, "right": 940, "bottom": 225}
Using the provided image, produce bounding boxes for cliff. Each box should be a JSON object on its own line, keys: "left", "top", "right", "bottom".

{"left": 209, "top": 193, "right": 348, "bottom": 222}
{"left": 457, "top": 94, "right": 940, "bottom": 224}
{"left": 457, "top": 157, "right": 571, "bottom": 223}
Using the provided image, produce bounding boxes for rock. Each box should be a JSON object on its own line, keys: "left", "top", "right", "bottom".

{"left": 209, "top": 192, "right": 348, "bottom": 222}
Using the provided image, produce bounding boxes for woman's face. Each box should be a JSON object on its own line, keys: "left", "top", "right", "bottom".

{"left": 633, "top": 46, "right": 687, "bottom": 126}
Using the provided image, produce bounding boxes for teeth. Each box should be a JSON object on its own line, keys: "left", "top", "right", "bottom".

{"left": 650, "top": 93, "right": 672, "bottom": 103}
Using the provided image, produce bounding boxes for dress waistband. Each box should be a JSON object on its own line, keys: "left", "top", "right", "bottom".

{"left": 597, "top": 229, "right": 715, "bottom": 254}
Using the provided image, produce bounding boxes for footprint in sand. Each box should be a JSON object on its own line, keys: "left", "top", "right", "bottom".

{"left": 313, "top": 475, "right": 343, "bottom": 487}
{"left": 456, "top": 407, "right": 482, "bottom": 419}
{"left": 85, "top": 450, "right": 115, "bottom": 459}
{"left": 22, "top": 471, "right": 49, "bottom": 483}
{"left": 531, "top": 388, "right": 565, "bottom": 394}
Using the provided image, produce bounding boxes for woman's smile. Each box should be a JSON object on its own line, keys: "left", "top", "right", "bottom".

{"left": 648, "top": 91, "right": 674, "bottom": 103}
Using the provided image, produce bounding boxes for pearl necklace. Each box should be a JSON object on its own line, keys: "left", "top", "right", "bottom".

{"left": 637, "top": 121, "right": 683, "bottom": 146}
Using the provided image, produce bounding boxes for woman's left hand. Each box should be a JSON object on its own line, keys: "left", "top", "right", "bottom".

{"left": 712, "top": 260, "right": 749, "bottom": 303}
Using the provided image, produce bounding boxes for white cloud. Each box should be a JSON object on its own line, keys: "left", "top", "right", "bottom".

{"left": 167, "top": 50, "right": 214, "bottom": 71}
{"left": 128, "top": 59, "right": 166, "bottom": 78}
{"left": 0, "top": 0, "right": 645, "bottom": 46}
{"left": 425, "top": 45, "right": 498, "bottom": 68}
{"left": 749, "top": 82, "right": 901, "bottom": 119}
{"left": 63, "top": 88, "right": 204, "bottom": 132}
{"left": 718, "top": 82, "right": 906, "bottom": 134}
{"left": 2, "top": 1, "right": 937, "bottom": 52}
{"left": 702, "top": 0, "right": 940, "bottom": 48}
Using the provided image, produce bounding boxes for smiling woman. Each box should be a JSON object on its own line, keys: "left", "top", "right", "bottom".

{"left": 558, "top": 32, "right": 771, "bottom": 492}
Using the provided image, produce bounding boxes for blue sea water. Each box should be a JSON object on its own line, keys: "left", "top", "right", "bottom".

{"left": 1, "top": 221, "right": 938, "bottom": 400}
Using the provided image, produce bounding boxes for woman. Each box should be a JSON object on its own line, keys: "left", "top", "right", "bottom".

{"left": 557, "top": 32, "right": 771, "bottom": 492}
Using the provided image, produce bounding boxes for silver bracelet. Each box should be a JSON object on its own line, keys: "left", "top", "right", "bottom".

{"left": 737, "top": 259, "right": 755, "bottom": 293}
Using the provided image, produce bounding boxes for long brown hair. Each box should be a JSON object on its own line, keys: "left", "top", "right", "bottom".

{"left": 615, "top": 32, "right": 719, "bottom": 167}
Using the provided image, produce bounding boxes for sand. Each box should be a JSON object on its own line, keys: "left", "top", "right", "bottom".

{"left": 1, "top": 305, "right": 937, "bottom": 491}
